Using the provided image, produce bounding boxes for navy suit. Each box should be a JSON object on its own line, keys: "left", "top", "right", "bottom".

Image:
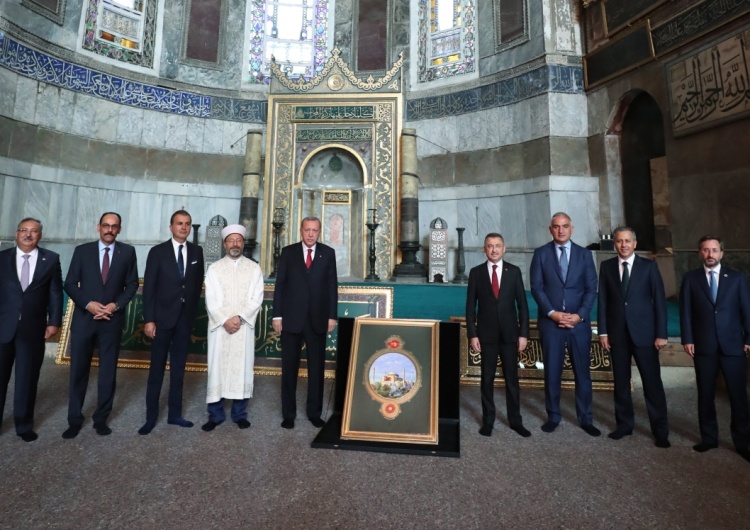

{"left": 141, "top": 240, "right": 204, "bottom": 424}
{"left": 64, "top": 241, "right": 138, "bottom": 428}
{"left": 680, "top": 266, "right": 750, "bottom": 450}
{"left": 0, "top": 247, "right": 63, "bottom": 435}
{"left": 598, "top": 255, "right": 669, "bottom": 439}
{"left": 466, "top": 260, "right": 529, "bottom": 429}
{"left": 273, "top": 242, "right": 338, "bottom": 421}
{"left": 530, "top": 240, "right": 597, "bottom": 426}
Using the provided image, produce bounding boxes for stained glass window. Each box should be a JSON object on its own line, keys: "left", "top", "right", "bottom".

{"left": 417, "top": 0, "right": 475, "bottom": 83}
{"left": 246, "top": 0, "right": 330, "bottom": 84}
{"left": 95, "top": 0, "right": 147, "bottom": 52}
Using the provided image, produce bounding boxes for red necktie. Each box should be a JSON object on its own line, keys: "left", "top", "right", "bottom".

{"left": 102, "top": 247, "right": 110, "bottom": 283}
{"left": 306, "top": 248, "right": 313, "bottom": 269}
{"left": 491, "top": 264, "right": 499, "bottom": 298}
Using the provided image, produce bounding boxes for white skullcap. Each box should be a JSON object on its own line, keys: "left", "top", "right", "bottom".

{"left": 221, "top": 224, "right": 246, "bottom": 240}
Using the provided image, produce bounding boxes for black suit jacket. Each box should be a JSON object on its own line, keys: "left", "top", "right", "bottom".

{"left": 0, "top": 247, "right": 63, "bottom": 343}
{"left": 142, "top": 240, "right": 204, "bottom": 329}
{"left": 64, "top": 241, "right": 139, "bottom": 331}
{"left": 680, "top": 266, "right": 750, "bottom": 356}
{"left": 273, "top": 242, "right": 338, "bottom": 335}
{"left": 598, "top": 255, "right": 667, "bottom": 348}
{"left": 466, "top": 260, "right": 529, "bottom": 345}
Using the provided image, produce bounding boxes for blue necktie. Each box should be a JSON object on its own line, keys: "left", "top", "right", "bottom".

{"left": 559, "top": 246, "right": 568, "bottom": 280}
{"left": 709, "top": 270, "right": 717, "bottom": 302}
{"left": 178, "top": 245, "right": 185, "bottom": 280}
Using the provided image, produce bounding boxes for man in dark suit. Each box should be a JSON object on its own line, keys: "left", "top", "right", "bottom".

{"left": 272, "top": 216, "right": 338, "bottom": 430}
{"left": 138, "top": 210, "right": 204, "bottom": 435}
{"left": 530, "top": 212, "right": 600, "bottom": 436}
{"left": 466, "top": 233, "right": 530, "bottom": 438}
{"left": 598, "top": 227, "right": 670, "bottom": 448}
{"left": 680, "top": 235, "right": 750, "bottom": 462}
{"left": 0, "top": 218, "right": 63, "bottom": 442}
{"left": 62, "top": 212, "right": 138, "bottom": 438}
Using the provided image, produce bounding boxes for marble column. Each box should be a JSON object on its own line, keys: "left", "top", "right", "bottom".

{"left": 393, "top": 128, "right": 425, "bottom": 278}
{"left": 240, "top": 131, "right": 263, "bottom": 259}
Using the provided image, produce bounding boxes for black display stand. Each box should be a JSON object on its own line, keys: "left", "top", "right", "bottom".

{"left": 311, "top": 317, "right": 460, "bottom": 457}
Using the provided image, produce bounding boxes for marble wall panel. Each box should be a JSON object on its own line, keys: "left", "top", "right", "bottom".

{"left": 44, "top": 183, "right": 78, "bottom": 240}
{"left": 202, "top": 119, "right": 224, "bottom": 153}
{"left": 141, "top": 111, "right": 169, "bottom": 149}
{"left": 13, "top": 76, "right": 37, "bottom": 124}
{"left": 35, "top": 84, "right": 60, "bottom": 130}
{"left": 455, "top": 106, "right": 501, "bottom": 153}
{"left": 0, "top": 67, "right": 17, "bottom": 118}
{"left": 34, "top": 127, "right": 62, "bottom": 168}
{"left": 222, "top": 120, "right": 246, "bottom": 155}
{"left": 0, "top": 118, "right": 11, "bottom": 157}
{"left": 455, "top": 196, "right": 481, "bottom": 248}
{"left": 549, "top": 93, "right": 588, "bottom": 138}
{"left": 524, "top": 191, "right": 556, "bottom": 248}
{"left": 0, "top": 177, "right": 28, "bottom": 237}
{"left": 21, "top": 178, "right": 52, "bottom": 228}
{"left": 70, "top": 94, "right": 98, "bottom": 138}
{"left": 114, "top": 144, "right": 148, "bottom": 178}
{"left": 90, "top": 99, "right": 119, "bottom": 143}
{"left": 8, "top": 120, "right": 36, "bottom": 164}
{"left": 127, "top": 192, "right": 164, "bottom": 243}
{"left": 56, "top": 89, "right": 76, "bottom": 134}
{"left": 528, "top": 93, "right": 550, "bottom": 138}
{"left": 498, "top": 192, "right": 528, "bottom": 248}
{"left": 115, "top": 105, "right": 144, "bottom": 146}
{"left": 412, "top": 115, "right": 458, "bottom": 158}
{"left": 165, "top": 114, "right": 189, "bottom": 151}
{"left": 549, "top": 137, "right": 590, "bottom": 176}
{"left": 185, "top": 116, "right": 206, "bottom": 153}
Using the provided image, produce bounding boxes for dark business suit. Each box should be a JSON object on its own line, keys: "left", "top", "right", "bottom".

{"left": 598, "top": 255, "right": 669, "bottom": 439}
{"left": 142, "top": 240, "right": 204, "bottom": 424}
{"left": 466, "top": 260, "right": 529, "bottom": 430}
{"left": 64, "top": 241, "right": 138, "bottom": 428}
{"left": 273, "top": 242, "right": 338, "bottom": 421}
{"left": 530, "top": 241, "right": 598, "bottom": 426}
{"left": 0, "top": 247, "right": 63, "bottom": 435}
{"left": 680, "top": 266, "right": 750, "bottom": 450}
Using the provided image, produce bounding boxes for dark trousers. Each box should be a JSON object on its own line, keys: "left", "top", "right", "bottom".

{"left": 610, "top": 332, "right": 669, "bottom": 439}
{"left": 480, "top": 341, "right": 522, "bottom": 428}
{"left": 144, "top": 310, "right": 191, "bottom": 423}
{"left": 207, "top": 398, "right": 249, "bottom": 423}
{"left": 540, "top": 320, "right": 593, "bottom": 426}
{"left": 67, "top": 320, "right": 123, "bottom": 427}
{"left": 0, "top": 329, "right": 45, "bottom": 434}
{"left": 280, "top": 320, "right": 326, "bottom": 421}
{"left": 693, "top": 353, "right": 750, "bottom": 450}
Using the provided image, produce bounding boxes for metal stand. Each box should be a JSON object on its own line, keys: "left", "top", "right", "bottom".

{"left": 268, "top": 220, "right": 284, "bottom": 278}
{"left": 191, "top": 224, "right": 201, "bottom": 245}
{"left": 243, "top": 239, "right": 257, "bottom": 262}
{"left": 452, "top": 227, "right": 468, "bottom": 284}
{"left": 365, "top": 221, "right": 380, "bottom": 281}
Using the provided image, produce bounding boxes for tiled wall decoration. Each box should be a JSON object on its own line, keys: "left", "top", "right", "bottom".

{"left": 0, "top": 31, "right": 267, "bottom": 124}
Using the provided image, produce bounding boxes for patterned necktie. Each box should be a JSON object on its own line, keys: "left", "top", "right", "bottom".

{"left": 491, "top": 264, "right": 499, "bottom": 299}
{"left": 21, "top": 254, "right": 30, "bottom": 291}
{"left": 306, "top": 248, "right": 313, "bottom": 269}
{"left": 559, "top": 246, "right": 568, "bottom": 280}
{"left": 621, "top": 261, "right": 630, "bottom": 294}
{"left": 177, "top": 244, "right": 185, "bottom": 279}
{"left": 102, "top": 247, "right": 110, "bottom": 283}
{"left": 709, "top": 270, "right": 718, "bottom": 302}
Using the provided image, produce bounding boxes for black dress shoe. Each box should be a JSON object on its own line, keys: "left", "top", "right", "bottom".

{"left": 478, "top": 425, "right": 492, "bottom": 437}
{"left": 18, "top": 431, "right": 38, "bottom": 442}
{"left": 510, "top": 424, "right": 532, "bottom": 438}
{"left": 692, "top": 442, "right": 718, "bottom": 453}
{"left": 94, "top": 424, "right": 112, "bottom": 436}
{"left": 737, "top": 448, "right": 750, "bottom": 462}
{"left": 62, "top": 426, "right": 81, "bottom": 439}
{"left": 281, "top": 419, "right": 294, "bottom": 429}
{"left": 237, "top": 419, "right": 251, "bottom": 429}
{"left": 541, "top": 421, "right": 558, "bottom": 433}
{"left": 581, "top": 424, "right": 601, "bottom": 437}
{"left": 655, "top": 438, "right": 671, "bottom": 449}
{"left": 168, "top": 418, "right": 194, "bottom": 428}
{"left": 138, "top": 422, "right": 156, "bottom": 435}
{"left": 309, "top": 417, "right": 325, "bottom": 428}
{"left": 201, "top": 420, "right": 219, "bottom": 432}
{"left": 607, "top": 428, "right": 633, "bottom": 440}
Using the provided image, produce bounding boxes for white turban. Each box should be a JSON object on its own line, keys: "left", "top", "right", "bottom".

{"left": 221, "top": 224, "right": 247, "bottom": 240}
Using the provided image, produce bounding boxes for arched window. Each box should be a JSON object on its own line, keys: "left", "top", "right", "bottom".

{"left": 246, "top": 0, "right": 331, "bottom": 84}
{"left": 417, "top": 0, "right": 475, "bottom": 83}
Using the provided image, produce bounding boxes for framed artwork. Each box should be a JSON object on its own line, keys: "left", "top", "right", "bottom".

{"left": 56, "top": 282, "right": 393, "bottom": 376}
{"left": 341, "top": 317, "right": 439, "bottom": 444}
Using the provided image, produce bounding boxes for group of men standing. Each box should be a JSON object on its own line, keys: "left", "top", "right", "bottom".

{"left": 0, "top": 212, "right": 337, "bottom": 442}
{"left": 466, "top": 212, "right": 750, "bottom": 462}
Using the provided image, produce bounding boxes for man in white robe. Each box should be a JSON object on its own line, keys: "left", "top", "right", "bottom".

{"left": 201, "top": 224, "right": 264, "bottom": 431}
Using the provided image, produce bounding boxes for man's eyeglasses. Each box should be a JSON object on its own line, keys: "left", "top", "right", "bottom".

{"left": 17, "top": 228, "right": 41, "bottom": 234}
